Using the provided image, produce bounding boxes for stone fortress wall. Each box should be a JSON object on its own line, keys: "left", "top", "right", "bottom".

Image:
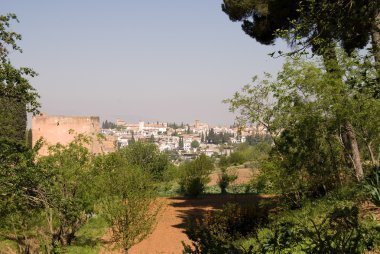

{"left": 32, "top": 113, "right": 115, "bottom": 156}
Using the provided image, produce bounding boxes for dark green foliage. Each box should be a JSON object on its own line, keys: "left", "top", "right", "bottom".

{"left": 0, "top": 138, "right": 40, "bottom": 222}
{"left": 179, "top": 154, "right": 214, "bottom": 197}
{"left": 182, "top": 177, "right": 205, "bottom": 197}
{"left": 257, "top": 206, "right": 379, "bottom": 253}
{"left": 179, "top": 137, "right": 184, "bottom": 149}
{"left": 205, "top": 128, "right": 233, "bottom": 144}
{"left": 0, "top": 96, "right": 26, "bottom": 143}
{"left": 364, "top": 166, "right": 380, "bottom": 206}
{"left": 222, "top": 0, "right": 299, "bottom": 45}
{"left": 191, "top": 140, "right": 200, "bottom": 149}
{"left": 217, "top": 169, "right": 237, "bottom": 194}
{"left": 26, "top": 128, "right": 32, "bottom": 148}
{"left": 0, "top": 63, "right": 39, "bottom": 144}
{"left": 221, "top": 0, "right": 380, "bottom": 55}
{"left": 0, "top": 137, "right": 44, "bottom": 252}
{"left": 150, "top": 134, "right": 155, "bottom": 143}
{"left": 101, "top": 120, "right": 117, "bottom": 129}
{"left": 245, "top": 134, "right": 272, "bottom": 146}
{"left": 183, "top": 203, "right": 268, "bottom": 254}
{"left": 168, "top": 122, "right": 187, "bottom": 130}
{"left": 130, "top": 132, "right": 135, "bottom": 144}
{"left": 0, "top": 14, "right": 39, "bottom": 144}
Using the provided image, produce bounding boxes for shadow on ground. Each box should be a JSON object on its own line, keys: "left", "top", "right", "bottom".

{"left": 168, "top": 194, "right": 276, "bottom": 230}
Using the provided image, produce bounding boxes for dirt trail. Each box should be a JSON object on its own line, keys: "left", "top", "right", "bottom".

{"left": 100, "top": 194, "right": 264, "bottom": 254}
{"left": 100, "top": 168, "right": 262, "bottom": 254}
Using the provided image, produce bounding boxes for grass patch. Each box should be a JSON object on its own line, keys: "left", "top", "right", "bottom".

{"left": 63, "top": 215, "right": 108, "bottom": 254}
{"left": 0, "top": 239, "right": 18, "bottom": 254}
{"left": 204, "top": 184, "right": 253, "bottom": 194}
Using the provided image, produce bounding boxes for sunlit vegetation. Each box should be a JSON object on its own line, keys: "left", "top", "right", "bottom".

{"left": 1, "top": 0, "right": 380, "bottom": 252}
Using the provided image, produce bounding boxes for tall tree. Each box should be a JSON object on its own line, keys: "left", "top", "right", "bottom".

{"left": 222, "top": 0, "right": 380, "bottom": 178}
{"left": 0, "top": 14, "right": 39, "bottom": 143}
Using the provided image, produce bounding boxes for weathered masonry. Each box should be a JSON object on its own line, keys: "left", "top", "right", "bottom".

{"left": 32, "top": 113, "right": 115, "bottom": 155}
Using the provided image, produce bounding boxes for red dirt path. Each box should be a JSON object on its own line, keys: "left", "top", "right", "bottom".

{"left": 100, "top": 194, "right": 269, "bottom": 254}
{"left": 100, "top": 168, "right": 262, "bottom": 254}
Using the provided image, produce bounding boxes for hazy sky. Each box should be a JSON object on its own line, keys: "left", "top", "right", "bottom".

{"left": 4, "top": 1, "right": 286, "bottom": 126}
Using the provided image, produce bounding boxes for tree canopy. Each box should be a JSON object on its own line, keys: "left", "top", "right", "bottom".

{"left": 222, "top": 0, "right": 380, "bottom": 57}
{"left": 0, "top": 13, "right": 39, "bottom": 143}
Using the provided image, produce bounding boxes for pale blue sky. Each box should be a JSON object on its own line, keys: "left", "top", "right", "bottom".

{"left": 4, "top": 1, "right": 286, "bottom": 125}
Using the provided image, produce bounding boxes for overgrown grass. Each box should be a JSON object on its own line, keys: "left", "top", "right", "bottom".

{"left": 0, "top": 216, "right": 108, "bottom": 254}
{"left": 63, "top": 216, "right": 108, "bottom": 254}
{"left": 156, "top": 181, "right": 182, "bottom": 197}
{"left": 238, "top": 188, "right": 380, "bottom": 253}
{"left": 204, "top": 184, "right": 253, "bottom": 194}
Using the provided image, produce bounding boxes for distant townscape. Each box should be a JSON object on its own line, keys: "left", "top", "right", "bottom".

{"left": 32, "top": 113, "right": 270, "bottom": 159}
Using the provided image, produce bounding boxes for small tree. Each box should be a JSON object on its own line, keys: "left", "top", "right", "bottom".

{"left": 179, "top": 154, "right": 214, "bottom": 197}
{"left": 96, "top": 152, "right": 160, "bottom": 252}
{"left": 121, "top": 141, "right": 171, "bottom": 180}
{"left": 37, "top": 135, "right": 96, "bottom": 249}
{"left": 217, "top": 168, "right": 237, "bottom": 194}
{"left": 179, "top": 137, "right": 184, "bottom": 149}
{"left": 191, "top": 140, "right": 200, "bottom": 149}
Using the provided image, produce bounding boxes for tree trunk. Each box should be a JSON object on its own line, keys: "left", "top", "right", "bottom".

{"left": 319, "top": 46, "right": 364, "bottom": 180}
{"left": 371, "top": 7, "right": 380, "bottom": 63}
{"left": 343, "top": 121, "right": 364, "bottom": 179}
{"left": 366, "top": 141, "right": 377, "bottom": 166}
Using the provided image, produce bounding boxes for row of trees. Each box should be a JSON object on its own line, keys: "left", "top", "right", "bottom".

{"left": 204, "top": 129, "right": 234, "bottom": 144}
{"left": 101, "top": 120, "right": 117, "bottom": 129}
{"left": 1, "top": 135, "right": 170, "bottom": 253}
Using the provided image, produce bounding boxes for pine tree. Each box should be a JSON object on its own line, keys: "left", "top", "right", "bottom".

{"left": 179, "top": 137, "right": 184, "bottom": 149}
{"left": 130, "top": 132, "right": 135, "bottom": 144}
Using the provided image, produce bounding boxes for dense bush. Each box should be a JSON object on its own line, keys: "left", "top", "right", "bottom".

{"left": 183, "top": 203, "right": 269, "bottom": 254}
{"left": 120, "top": 141, "right": 171, "bottom": 180}
{"left": 37, "top": 135, "right": 96, "bottom": 248}
{"left": 217, "top": 168, "right": 237, "bottom": 194}
{"left": 220, "top": 142, "right": 271, "bottom": 168}
{"left": 254, "top": 206, "right": 380, "bottom": 253}
{"left": 179, "top": 154, "right": 214, "bottom": 197}
{"left": 363, "top": 166, "right": 380, "bottom": 206}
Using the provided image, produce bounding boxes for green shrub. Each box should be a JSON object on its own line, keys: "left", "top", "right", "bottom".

{"left": 218, "top": 169, "right": 238, "bottom": 194}
{"left": 97, "top": 162, "right": 159, "bottom": 252}
{"left": 120, "top": 141, "right": 171, "bottom": 180}
{"left": 255, "top": 206, "right": 379, "bottom": 254}
{"left": 183, "top": 203, "right": 269, "bottom": 254}
{"left": 179, "top": 154, "right": 214, "bottom": 197}
{"left": 363, "top": 166, "right": 380, "bottom": 206}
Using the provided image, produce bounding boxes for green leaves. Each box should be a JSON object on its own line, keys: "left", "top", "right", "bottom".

{"left": 0, "top": 13, "right": 40, "bottom": 144}
{"left": 179, "top": 154, "right": 214, "bottom": 197}
{"left": 120, "top": 141, "right": 171, "bottom": 180}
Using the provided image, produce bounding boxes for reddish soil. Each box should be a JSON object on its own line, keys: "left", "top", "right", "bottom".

{"left": 208, "top": 167, "right": 256, "bottom": 186}
{"left": 100, "top": 194, "right": 271, "bottom": 254}
{"left": 100, "top": 168, "right": 263, "bottom": 254}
